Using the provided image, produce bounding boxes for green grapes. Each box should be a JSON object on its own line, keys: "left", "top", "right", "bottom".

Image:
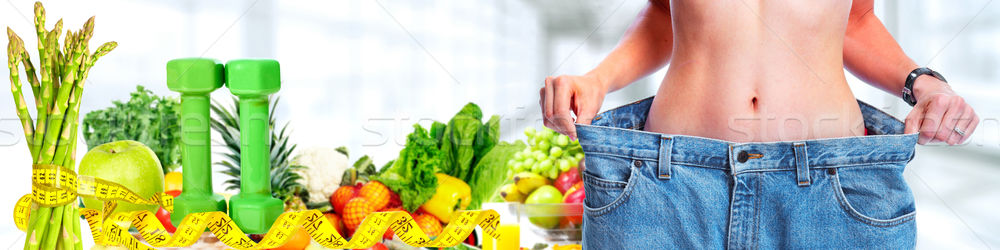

{"left": 511, "top": 126, "right": 584, "bottom": 179}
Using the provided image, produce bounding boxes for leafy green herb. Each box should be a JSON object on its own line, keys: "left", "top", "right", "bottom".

{"left": 372, "top": 124, "right": 441, "bottom": 212}
{"left": 82, "top": 85, "right": 181, "bottom": 173}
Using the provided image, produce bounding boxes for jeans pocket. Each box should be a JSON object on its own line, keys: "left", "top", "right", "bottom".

{"left": 581, "top": 153, "right": 637, "bottom": 217}
{"left": 828, "top": 163, "right": 916, "bottom": 227}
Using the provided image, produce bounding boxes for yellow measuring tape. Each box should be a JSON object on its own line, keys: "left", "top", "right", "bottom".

{"left": 14, "top": 164, "right": 501, "bottom": 249}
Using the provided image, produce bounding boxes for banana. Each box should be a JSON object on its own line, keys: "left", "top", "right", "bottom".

{"left": 499, "top": 184, "right": 525, "bottom": 202}
{"left": 514, "top": 172, "right": 549, "bottom": 194}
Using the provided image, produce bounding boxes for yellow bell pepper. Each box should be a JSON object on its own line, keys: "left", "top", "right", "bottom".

{"left": 420, "top": 173, "right": 471, "bottom": 223}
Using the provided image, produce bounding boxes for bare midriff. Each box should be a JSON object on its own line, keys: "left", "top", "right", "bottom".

{"left": 646, "top": 0, "right": 865, "bottom": 142}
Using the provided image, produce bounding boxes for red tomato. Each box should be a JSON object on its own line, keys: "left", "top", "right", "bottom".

{"left": 164, "top": 190, "right": 182, "bottom": 198}
{"left": 155, "top": 207, "right": 176, "bottom": 233}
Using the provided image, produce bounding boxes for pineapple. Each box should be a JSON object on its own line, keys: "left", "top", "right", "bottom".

{"left": 210, "top": 96, "right": 308, "bottom": 212}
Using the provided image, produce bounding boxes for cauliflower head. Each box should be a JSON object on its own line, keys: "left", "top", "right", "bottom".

{"left": 292, "top": 146, "right": 350, "bottom": 203}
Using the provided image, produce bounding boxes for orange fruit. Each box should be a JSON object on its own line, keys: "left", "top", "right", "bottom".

{"left": 330, "top": 185, "right": 358, "bottom": 215}
{"left": 414, "top": 213, "right": 442, "bottom": 237}
{"left": 342, "top": 197, "right": 372, "bottom": 231}
{"left": 164, "top": 171, "right": 183, "bottom": 192}
{"left": 359, "top": 181, "right": 391, "bottom": 211}
{"left": 323, "top": 213, "right": 345, "bottom": 235}
{"left": 271, "top": 227, "right": 310, "bottom": 250}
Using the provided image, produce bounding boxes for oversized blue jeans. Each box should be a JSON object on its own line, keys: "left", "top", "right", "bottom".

{"left": 576, "top": 97, "right": 918, "bottom": 249}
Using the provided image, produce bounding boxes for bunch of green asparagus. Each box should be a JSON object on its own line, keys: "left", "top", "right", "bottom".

{"left": 7, "top": 2, "right": 117, "bottom": 250}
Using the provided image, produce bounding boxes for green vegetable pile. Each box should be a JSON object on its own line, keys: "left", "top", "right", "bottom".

{"left": 82, "top": 85, "right": 181, "bottom": 173}
{"left": 373, "top": 103, "right": 524, "bottom": 212}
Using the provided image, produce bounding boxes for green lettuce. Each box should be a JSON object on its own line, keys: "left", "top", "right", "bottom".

{"left": 371, "top": 124, "right": 441, "bottom": 212}
{"left": 447, "top": 103, "right": 484, "bottom": 181}
{"left": 467, "top": 140, "right": 525, "bottom": 210}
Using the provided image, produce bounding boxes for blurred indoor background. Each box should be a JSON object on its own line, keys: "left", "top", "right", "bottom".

{"left": 1, "top": 0, "right": 997, "bottom": 248}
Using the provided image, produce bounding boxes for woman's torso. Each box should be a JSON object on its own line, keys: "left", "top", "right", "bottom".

{"left": 646, "top": 0, "right": 865, "bottom": 142}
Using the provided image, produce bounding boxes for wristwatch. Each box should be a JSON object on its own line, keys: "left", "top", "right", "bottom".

{"left": 902, "top": 67, "right": 947, "bottom": 106}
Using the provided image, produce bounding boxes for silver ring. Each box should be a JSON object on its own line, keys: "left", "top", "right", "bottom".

{"left": 954, "top": 127, "right": 966, "bottom": 136}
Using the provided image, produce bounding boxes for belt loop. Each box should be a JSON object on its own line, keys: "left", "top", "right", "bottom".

{"left": 658, "top": 136, "right": 673, "bottom": 180}
{"left": 793, "top": 142, "right": 810, "bottom": 187}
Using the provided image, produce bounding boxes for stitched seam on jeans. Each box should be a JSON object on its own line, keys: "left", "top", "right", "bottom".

{"left": 808, "top": 159, "right": 911, "bottom": 168}
{"left": 754, "top": 172, "right": 761, "bottom": 249}
{"left": 829, "top": 173, "right": 917, "bottom": 227}
{"left": 582, "top": 171, "right": 627, "bottom": 189}
{"left": 583, "top": 170, "right": 635, "bottom": 217}
{"left": 732, "top": 161, "right": 908, "bottom": 175}
{"left": 580, "top": 151, "right": 658, "bottom": 162}
{"left": 582, "top": 152, "right": 909, "bottom": 171}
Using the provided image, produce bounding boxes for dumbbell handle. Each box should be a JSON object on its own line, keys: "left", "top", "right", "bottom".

{"left": 179, "top": 94, "right": 213, "bottom": 194}
{"left": 238, "top": 95, "right": 271, "bottom": 196}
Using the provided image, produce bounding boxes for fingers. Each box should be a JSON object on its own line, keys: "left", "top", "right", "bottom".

{"left": 951, "top": 106, "right": 979, "bottom": 145}
{"left": 540, "top": 87, "right": 553, "bottom": 129}
{"left": 551, "top": 77, "right": 576, "bottom": 136}
{"left": 574, "top": 101, "right": 601, "bottom": 126}
{"left": 543, "top": 77, "right": 554, "bottom": 120}
{"left": 964, "top": 112, "right": 980, "bottom": 143}
{"left": 937, "top": 100, "right": 964, "bottom": 144}
{"left": 903, "top": 101, "right": 925, "bottom": 135}
{"left": 917, "top": 96, "right": 949, "bottom": 144}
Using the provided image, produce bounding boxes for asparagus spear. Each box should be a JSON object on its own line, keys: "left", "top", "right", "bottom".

{"left": 36, "top": 35, "right": 73, "bottom": 165}
{"left": 21, "top": 205, "right": 41, "bottom": 250}
{"left": 7, "top": 31, "right": 34, "bottom": 144}
{"left": 72, "top": 207, "right": 81, "bottom": 250}
{"left": 32, "top": 2, "right": 46, "bottom": 77}
{"left": 6, "top": 29, "right": 40, "bottom": 103}
{"left": 47, "top": 21, "right": 62, "bottom": 96}
{"left": 40, "top": 205, "right": 63, "bottom": 250}
{"left": 32, "top": 22, "right": 63, "bottom": 159}
{"left": 30, "top": 36, "right": 52, "bottom": 158}
{"left": 60, "top": 204, "right": 74, "bottom": 250}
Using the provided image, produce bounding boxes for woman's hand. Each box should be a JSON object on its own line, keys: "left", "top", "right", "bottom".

{"left": 540, "top": 74, "right": 609, "bottom": 139}
{"left": 903, "top": 76, "right": 979, "bottom": 145}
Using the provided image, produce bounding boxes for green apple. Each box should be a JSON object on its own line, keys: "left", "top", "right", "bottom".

{"left": 525, "top": 185, "right": 564, "bottom": 229}
{"left": 79, "top": 140, "right": 164, "bottom": 214}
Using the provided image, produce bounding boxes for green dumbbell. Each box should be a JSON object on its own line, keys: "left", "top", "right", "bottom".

{"left": 226, "top": 59, "right": 284, "bottom": 234}
{"left": 166, "top": 58, "right": 228, "bottom": 226}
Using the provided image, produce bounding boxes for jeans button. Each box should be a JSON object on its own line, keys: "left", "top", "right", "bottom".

{"left": 737, "top": 151, "right": 749, "bottom": 163}
{"left": 633, "top": 160, "right": 642, "bottom": 168}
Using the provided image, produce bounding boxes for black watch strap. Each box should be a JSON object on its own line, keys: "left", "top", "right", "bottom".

{"left": 903, "top": 67, "right": 947, "bottom": 106}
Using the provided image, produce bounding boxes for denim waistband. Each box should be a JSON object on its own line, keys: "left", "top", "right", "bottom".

{"left": 576, "top": 97, "right": 918, "bottom": 174}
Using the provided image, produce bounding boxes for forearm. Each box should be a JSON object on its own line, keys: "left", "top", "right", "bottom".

{"left": 843, "top": 11, "right": 919, "bottom": 98}
{"left": 588, "top": 0, "right": 673, "bottom": 92}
